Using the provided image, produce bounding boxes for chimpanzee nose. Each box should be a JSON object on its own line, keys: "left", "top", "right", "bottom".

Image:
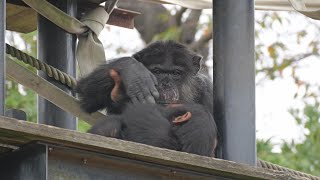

{"left": 159, "top": 79, "right": 173, "bottom": 88}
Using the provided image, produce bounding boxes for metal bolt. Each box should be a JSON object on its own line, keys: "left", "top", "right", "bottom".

{"left": 83, "top": 158, "right": 87, "bottom": 164}
{"left": 48, "top": 147, "right": 53, "bottom": 152}
{"left": 170, "top": 170, "right": 176, "bottom": 176}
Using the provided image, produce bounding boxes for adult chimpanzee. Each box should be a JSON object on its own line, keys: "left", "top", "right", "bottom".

{"left": 76, "top": 40, "right": 217, "bottom": 157}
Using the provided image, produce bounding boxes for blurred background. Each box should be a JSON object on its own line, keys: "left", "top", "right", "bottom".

{"left": 5, "top": 1, "right": 320, "bottom": 175}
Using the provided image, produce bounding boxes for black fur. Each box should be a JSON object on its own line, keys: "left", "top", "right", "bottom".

{"left": 88, "top": 103, "right": 217, "bottom": 157}
{"left": 76, "top": 40, "right": 216, "bottom": 156}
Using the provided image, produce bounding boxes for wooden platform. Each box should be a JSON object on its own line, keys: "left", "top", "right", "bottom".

{"left": 0, "top": 116, "right": 304, "bottom": 180}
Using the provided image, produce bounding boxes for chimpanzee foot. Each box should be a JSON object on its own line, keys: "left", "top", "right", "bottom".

{"left": 173, "top": 112, "right": 192, "bottom": 124}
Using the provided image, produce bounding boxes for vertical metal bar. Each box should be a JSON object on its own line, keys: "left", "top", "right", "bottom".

{"left": 5, "top": 109, "right": 27, "bottom": 121}
{"left": 37, "top": 0, "right": 77, "bottom": 129}
{"left": 0, "top": 0, "right": 5, "bottom": 116}
{"left": 0, "top": 143, "right": 48, "bottom": 180}
{"left": 213, "top": 0, "right": 256, "bottom": 165}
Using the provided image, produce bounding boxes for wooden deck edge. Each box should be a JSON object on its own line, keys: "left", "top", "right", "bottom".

{"left": 0, "top": 116, "right": 302, "bottom": 180}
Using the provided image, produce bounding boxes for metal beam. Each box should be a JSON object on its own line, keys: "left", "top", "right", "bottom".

{"left": 0, "top": 0, "right": 5, "bottom": 116}
{"left": 213, "top": 0, "right": 256, "bottom": 165}
{"left": 0, "top": 143, "right": 47, "bottom": 180}
{"left": 37, "top": 0, "right": 77, "bottom": 129}
{"left": 255, "top": 0, "right": 320, "bottom": 11}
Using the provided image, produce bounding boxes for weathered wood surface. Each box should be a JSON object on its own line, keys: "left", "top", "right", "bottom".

{"left": 6, "top": 0, "right": 138, "bottom": 33}
{"left": 6, "top": 3, "right": 37, "bottom": 33}
{"left": 6, "top": 55, "right": 104, "bottom": 125}
{"left": 0, "top": 116, "right": 303, "bottom": 180}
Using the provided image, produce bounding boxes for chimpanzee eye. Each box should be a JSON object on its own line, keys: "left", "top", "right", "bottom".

{"left": 152, "top": 68, "right": 161, "bottom": 74}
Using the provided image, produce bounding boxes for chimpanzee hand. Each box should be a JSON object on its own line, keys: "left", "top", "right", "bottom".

{"left": 110, "top": 57, "right": 159, "bottom": 104}
{"left": 88, "top": 115, "right": 122, "bottom": 138}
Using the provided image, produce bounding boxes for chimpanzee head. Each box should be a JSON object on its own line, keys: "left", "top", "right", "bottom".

{"left": 133, "top": 41, "right": 202, "bottom": 104}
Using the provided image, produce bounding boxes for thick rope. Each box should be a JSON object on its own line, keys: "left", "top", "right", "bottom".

{"left": 6, "top": 43, "right": 77, "bottom": 89}
{"left": 258, "top": 160, "right": 320, "bottom": 180}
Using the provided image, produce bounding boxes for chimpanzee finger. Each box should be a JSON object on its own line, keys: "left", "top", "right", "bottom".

{"left": 146, "top": 95, "right": 156, "bottom": 104}
{"left": 149, "top": 73, "right": 158, "bottom": 86}
{"left": 110, "top": 69, "right": 122, "bottom": 102}
{"left": 131, "top": 97, "right": 139, "bottom": 105}
{"left": 141, "top": 75, "right": 158, "bottom": 100}
{"left": 150, "top": 85, "right": 159, "bottom": 99}
{"left": 148, "top": 74, "right": 159, "bottom": 97}
{"left": 137, "top": 93, "right": 146, "bottom": 103}
{"left": 140, "top": 87, "right": 154, "bottom": 104}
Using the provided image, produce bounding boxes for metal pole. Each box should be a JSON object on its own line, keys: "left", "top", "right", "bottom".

{"left": 213, "top": 0, "right": 256, "bottom": 165}
{"left": 37, "top": 0, "right": 77, "bottom": 129}
{"left": 0, "top": 0, "right": 5, "bottom": 116}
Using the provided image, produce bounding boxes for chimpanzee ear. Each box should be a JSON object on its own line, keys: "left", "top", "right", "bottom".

{"left": 192, "top": 55, "right": 202, "bottom": 73}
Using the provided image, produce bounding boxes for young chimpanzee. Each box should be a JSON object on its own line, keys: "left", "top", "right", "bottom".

{"left": 76, "top": 41, "right": 217, "bottom": 157}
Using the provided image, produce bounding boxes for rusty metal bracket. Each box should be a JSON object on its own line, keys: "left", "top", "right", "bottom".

{"left": 105, "top": 0, "right": 118, "bottom": 14}
{"left": 107, "top": 8, "right": 140, "bottom": 29}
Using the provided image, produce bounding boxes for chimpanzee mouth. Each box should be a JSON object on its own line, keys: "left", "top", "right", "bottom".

{"left": 157, "top": 88, "right": 180, "bottom": 105}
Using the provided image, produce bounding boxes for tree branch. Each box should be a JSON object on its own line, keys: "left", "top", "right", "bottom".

{"left": 180, "top": 10, "right": 202, "bottom": 44}
{"left": 175, "top": 7, "right": 187, "bottom": 26}
{"left": 256, "top": 53, "right": 316, "bottom": 74}
{"left": 118, "top": 0, "right": 170, "bottom": 43}
{"left": 189, "top": 27, "right": 213, "bottom": 51}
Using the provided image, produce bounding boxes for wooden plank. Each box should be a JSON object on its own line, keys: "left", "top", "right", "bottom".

{"left": 6, "top": 4, "right": 37, "bottom": 33}
{"left": 47, "top": 143, "right": 218, "bottom": 180}
{"left": 6, "top": 2, "right": 139, "bottom": 33}
{"left": 0, "top": 116, "right": 301, "bottom": 180}
{"left": 6, "top": 55, "right": 105, "bottom": 125}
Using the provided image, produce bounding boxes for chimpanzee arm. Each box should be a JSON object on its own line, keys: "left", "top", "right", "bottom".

{"left": 76, "top": 57, "right": 159, "bottom": 114}
{"left": 171, "top": 104, "right": 217, "bottom": 157}
{"left": 88, "top": 115, "right": 122, "bottom": 138}
{"left": 121, "top": 104, "right": 180, "bottom": 150}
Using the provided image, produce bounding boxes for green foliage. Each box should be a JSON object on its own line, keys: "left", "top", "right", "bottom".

{"left": 6, "top": 31, "right": 37, "bottom": 122}
{"left": 78, "top": 120, "right": 91, "bottom": 132}
{"left": 258, "top": 102, "right": 320, "bottom": 176}
{"left": 5, "top": 79, "right": 37, "bottom": 122}
{"left": 152, "top": 26, "right": 182, "bottom": 41}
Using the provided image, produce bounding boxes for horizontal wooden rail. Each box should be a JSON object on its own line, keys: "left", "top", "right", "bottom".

{"left": 0, "top": 116, "right": 302, "bottom": 180}
{"left": 6, "top": 55, "right": 105, "bottom": 125}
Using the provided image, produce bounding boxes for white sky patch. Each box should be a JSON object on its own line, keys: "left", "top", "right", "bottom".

{"left": 255, "top": 10, "right": 320, "bottom": 144}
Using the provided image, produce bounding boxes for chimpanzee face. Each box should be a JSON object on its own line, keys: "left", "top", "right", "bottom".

{"left": 134, "top": 41, "right": 202, "bottom": 104}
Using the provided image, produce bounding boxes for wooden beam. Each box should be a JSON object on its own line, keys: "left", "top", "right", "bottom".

{"left": 0, "top": 116, "right": 301, "bottom": 180}
{"left": 6, "top": 2, "right": 140, "bottom": 33}
{"left": 6, "top": 55, "right": 105, "bottom": 125}
{"left": 6, "top": 4, "right": 37, "bottom": 33}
